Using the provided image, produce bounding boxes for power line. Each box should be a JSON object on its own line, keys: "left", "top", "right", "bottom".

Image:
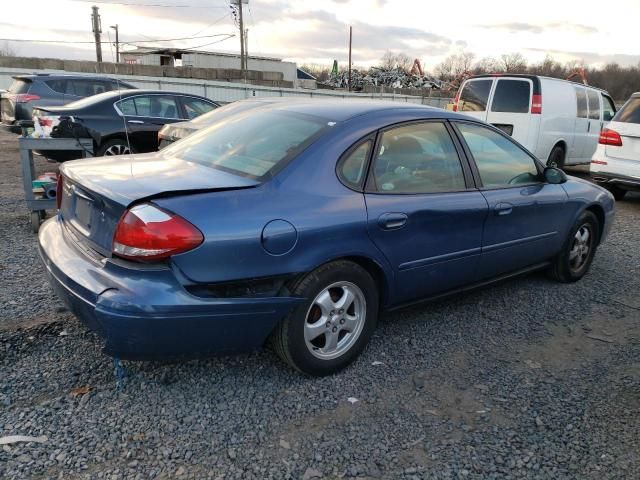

{"left": 0, "top": 34, "right": 235, "bottom": 45}
{"left": 191, "top": 12, "right": 232, "bottom": 38}
{"left": 175, "top": 34, "right": 235, "bottom": 51}
{"left": 71, "top": 0, "right": 227, "bottom": 8}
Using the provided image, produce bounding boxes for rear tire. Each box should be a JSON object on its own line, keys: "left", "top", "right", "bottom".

{"left": 272, "top": 260, "right": 379, "bottom": 376}
{"left": 548, "top": 211, "right": 599, "bottom": 283}
{"left": 546, "top": 145, "right": 565, "bottom": 169}
{"left": 603, "top": 184, "right": 627, "bottom": 201}
{"left": 96, "top": 139, "right": 136, "bottom": 157}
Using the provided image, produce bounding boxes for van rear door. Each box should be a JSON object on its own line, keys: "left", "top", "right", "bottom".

{"left": 456, "top": 79, "right": 493, "bottom": 121}
{"left": 485, "top": 78, "right": 534, "bottom": 147}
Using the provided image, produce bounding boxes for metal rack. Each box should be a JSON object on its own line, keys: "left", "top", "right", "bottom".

{"left": 19, "top": 137, "right": 93, "bottom": 233}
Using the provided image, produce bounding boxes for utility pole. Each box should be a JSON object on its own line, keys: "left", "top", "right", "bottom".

{"left": 110, "top": 24, "right": 119, "bottom": 63}
{"left": 91, "top": 5, "right": 103, "bottom": 63}
{"left": 348, "top": 26, "right": 352, "bottom": 92}
{"left": 244, "top": 28, "right": 248, "bottom": 67}
{"left": 238, "top": 0, "right": 246, "bottom": 76}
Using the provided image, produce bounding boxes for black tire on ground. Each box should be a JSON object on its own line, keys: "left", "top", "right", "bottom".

{"left": 546, "top": 145, "right": 565, "bottom": 169}
{"left": 604, "top": 184, "right": 627, "bottom": 201}
{"left": 272, "top": 260, "right": 379, "bottom": 376}
{"left": 548, "top": 211, "right": 600, "bottom": 283}
{"left": 96, "top": 139, "right": 136, "bottom": 157}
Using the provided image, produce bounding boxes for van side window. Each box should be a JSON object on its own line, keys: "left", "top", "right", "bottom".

{"left": 602, "top": 94, "right": 616, "bottom": 121}
{"left": 459, "top": 80, "right": 492, "bottom": 112}
{"left": 491, "top": 80, "right": 531, "bottom": 113}
{"left": 575, "top": 88, "right": 588, "bottom": 118}
{"left": 587, "top": 90, "right": 600, "bottom": 120}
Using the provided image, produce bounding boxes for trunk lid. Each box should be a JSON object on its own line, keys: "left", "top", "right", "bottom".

{"left": 59, "top": 152, "right": 260, "bottom": 255}
{"left": 605, "top": 120, "right": 640, "bottom": 163}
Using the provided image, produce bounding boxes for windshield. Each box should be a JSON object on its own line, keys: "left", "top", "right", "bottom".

{"left": 64, "top": 90, "right": 134, "bottom": 109}
{"left": 190, "top": 100, "right": 270, "bottom": 126}
{"left": 164, "top": 109, "right": 328, "bottom": 179}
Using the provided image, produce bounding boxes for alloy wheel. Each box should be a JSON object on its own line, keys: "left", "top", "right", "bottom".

{"left": 569, "top": 224, "right": 592, "bottom": 272}
{"left": 104, "top": 144, "right": 131, "bottom": 156}
{"left": 304, "top": 281, "right": 366, "bottom": 360}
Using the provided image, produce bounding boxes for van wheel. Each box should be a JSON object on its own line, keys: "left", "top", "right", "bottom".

{"left": 547, "top": 145, "right": 565, "bottom": 169}
{"left": 604, "top": 184, "right": 627, "bottom": 201}
{"left": 272, "top": 260, "right": 378, "bottom": 376}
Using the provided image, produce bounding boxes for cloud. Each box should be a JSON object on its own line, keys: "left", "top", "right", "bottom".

{"left": 478, "top": 22, "right": 598, "bottom": 34}
{"left": 525, "top": 47, "right": 640, "bottom": 66}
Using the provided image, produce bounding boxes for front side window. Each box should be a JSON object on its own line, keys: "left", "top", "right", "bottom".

{"left": 370, "top": 122, "right": 466, "bottom": 194}
{"left": 575, "top": 87, "right": 588, "bottom": 118}
{"left": 587, "top": 90, "right": 601, "bottom": 120}
{"left": 456, "top": 122, "right": 539, "bottom": 188}
{"left": 162, "top": 110, "right": 327, "bottom": 179}
{"left": 182, "top": 97, "right": 216, "bottom": 119}
{"left": 491, "top": 80, "right": 531, "bottom": 113}
{"left": 459, "top": 80, "right": 492, "bottom": 112}
{"left": 613, "top": 97, "right": 640, "bottom": 124}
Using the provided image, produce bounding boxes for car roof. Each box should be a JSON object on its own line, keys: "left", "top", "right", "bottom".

{"left": 254, "top": 99, "right": 461, "bottom": 122}
{"left": 465, "top": 73, "right": 609, "bottom": 94}
{"left": 13, "top": 74, "right": 131, "bottom": 82}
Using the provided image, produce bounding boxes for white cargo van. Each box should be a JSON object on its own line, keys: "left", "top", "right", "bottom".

{"left": 453, "top": 75, "right": 617, "bottom": 167}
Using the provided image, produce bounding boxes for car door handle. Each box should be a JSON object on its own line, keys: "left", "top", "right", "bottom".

{"left": 378, "top": 213, "right": 408, "bottom": 230}
{"left": 587, "top": 122, "right": 591, "bottom": 132}
{"left": 127, "top": 120, "right": 144, "bottom": 124}
{"left": 494, "top": 203, "right": 513, "bottom": 216}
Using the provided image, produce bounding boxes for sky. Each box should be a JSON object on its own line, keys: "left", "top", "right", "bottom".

{"left": 1, "top": 0, "right": 639, "bottom": 71}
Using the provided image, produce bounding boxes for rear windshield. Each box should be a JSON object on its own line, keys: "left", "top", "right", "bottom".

{"left": 163, "top": 109, "right": 328, "bottom": 179}
{"left": 613, "top": 97, "right": 640, "bottom": 124}
{"left": 8, "top": 79, "right": 30, "bottom": 94}
{"left": 491, "top": 80, "right": 531, "bottom": 113}
{"left": 459, "top": 80, "right": 492, "bottom": 112}
{"left": 189, "top": 100, "right": 265, "bottom": 126}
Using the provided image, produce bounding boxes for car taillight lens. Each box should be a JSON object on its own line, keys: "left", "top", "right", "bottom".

{"left": 531, "top": 94, "right": 542, "bottom": 114}
{"left": 112, "top": 204, "right": 203, "bottom": 261}
{"left": 599, "top": 128, "right": 623, "bottom": 146}
{"left": 13, "top": 93, "right": 41, "bottom": 103}
{"left": 56, "top": 175, "right": 64, "bottom": 209}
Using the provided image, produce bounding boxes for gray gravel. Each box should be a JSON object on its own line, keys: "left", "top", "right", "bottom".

{"left": 0, "top": 128, "right": 638, "bottom": 479}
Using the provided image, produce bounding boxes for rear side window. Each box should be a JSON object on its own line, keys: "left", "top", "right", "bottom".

{"left": 45, "top": 80, "right": 66, "bottom": 94}
{"left": 459, "top": 80, "right": 492, "bottom": 112}
{"left": 338, "top": 140, "right": 372, "bottom": 189}
{"left": 587, "top": 90, "right": 600, "bottom": 120}
{"left": 371, "top": 122, "right": 466, "bottom": 194}
{"left": 456, "top": 122, "right": 539, "bottom": 188}
{"left": 575, "top": 87, "right": 588, "bottom": 118}
{"left": 602, "top": 94, "right": 616, "bottom": 121}
{"left": 491, "top": 80, "right": 531, "bottom": 113}
{"left": 181, "top": 97, "right": 215, "bottom": 119}
{"left": 119, "top": 95, "right": 179, "bottom": 118}
{"left": 8, "top": 79, "right": 30, "bottom": 94}
{"left": 613, "top": 97, "right": 640, "bottom": 124}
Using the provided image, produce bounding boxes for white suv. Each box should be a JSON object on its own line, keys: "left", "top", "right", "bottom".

{"left": 591, "top": 92, "right": 640, "bottom": 200}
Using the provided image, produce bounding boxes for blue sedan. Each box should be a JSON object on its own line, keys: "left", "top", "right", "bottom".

{"left": 39, "top": 100, "right": 615, "bottom": 375}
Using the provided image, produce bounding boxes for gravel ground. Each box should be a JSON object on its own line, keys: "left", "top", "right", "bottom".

{"left": 0, "top": 128, "right": 638, "bottom": 480}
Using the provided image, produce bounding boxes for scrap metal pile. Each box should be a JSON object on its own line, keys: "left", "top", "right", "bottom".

{"left": 324, "top": 67, "right": 444, "bottom": 91}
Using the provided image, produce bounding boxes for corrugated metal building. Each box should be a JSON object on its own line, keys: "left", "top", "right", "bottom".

{"left": 121, "top": 47, "right": 298, "bottom": 83}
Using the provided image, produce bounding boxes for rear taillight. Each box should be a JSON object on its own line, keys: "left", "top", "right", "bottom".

{"left": 112, "top": 204, "right": 203, "bottom": 261}
{"left": 56, "top": 175, "right": 64, "bottom": 209}
{"left": 531, "top": 94, "right": 542, "bottom": 114}
{"left": 13, "top": 93, "right": 41, "bottom": 103}
{"left": 599, "top": 128, "right": 623, "bottom": 146}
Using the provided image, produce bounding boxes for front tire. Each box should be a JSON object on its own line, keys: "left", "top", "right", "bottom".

{"left": 549, "top": 211, "right": 599, "bottom": 283}
{"left": 603, "top": 184, "right": 627, "bottom": 201}
{"left": 272, "top": 260, "right": 379, "bottom": 376}
{"left": 547, "top": 145, "right": 565, "bottom": 169}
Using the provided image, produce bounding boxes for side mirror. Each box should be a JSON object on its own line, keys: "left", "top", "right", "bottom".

{"left": 543, "top": 166, "right": 567, "bottom": 184}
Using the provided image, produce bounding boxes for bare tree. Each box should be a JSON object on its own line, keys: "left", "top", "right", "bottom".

{"left": 0, "top": 41, "right": 17, "bottom": 57}
{"left": 473, "top": 56, "right": 500, "bottom": 74}
{"left": 500, "top": 52, "right": 527, "bottom": 73}
{"left": 434, "top": 52, "right": 475, "bottom": 80}
{"left": 380, "top": 51, "right": 412, "bottom": 71}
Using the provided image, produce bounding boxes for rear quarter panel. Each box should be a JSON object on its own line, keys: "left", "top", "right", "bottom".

{"left": 561, "top": 176, "right": 615, "bottom": 242}
{"left": 537, "top": 79, "right": 576, "bottom": 162}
